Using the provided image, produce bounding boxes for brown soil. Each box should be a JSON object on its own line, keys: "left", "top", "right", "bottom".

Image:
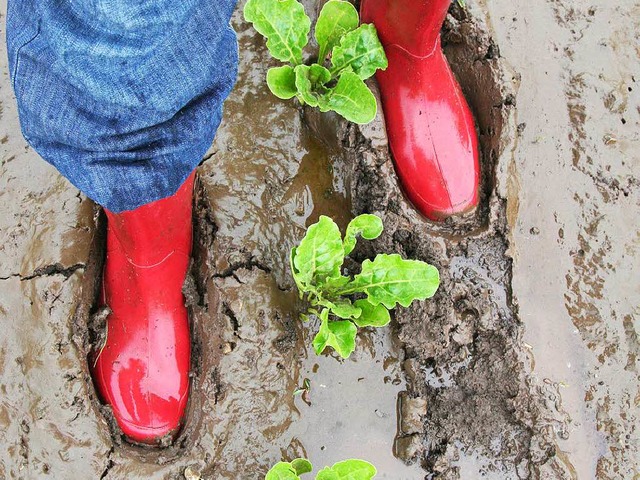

{"left": 0, "top": 1, "right": 638, "bottom": 479}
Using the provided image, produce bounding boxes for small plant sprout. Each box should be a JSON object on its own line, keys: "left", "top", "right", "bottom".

{"left": 293, "top": 377, "right": 311, "bottom": 406}
{"left": 290, "top": 214, "right": 440, "bottom": 359}
{"left": 266, "top": 457, "right": 377, "bottom": 480}
{"left": 243, "top": 0, "right": 388, "bottom": 124}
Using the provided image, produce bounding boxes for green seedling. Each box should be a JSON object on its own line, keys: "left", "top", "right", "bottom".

{"left": 266, "top": 457, "right": 377, "bottom": 480}
{"left": 243, "top": 0, "right": 388, "bottom": 124}
{"left": 293, "top": 377, "right": 311, "bottom": 406}
{"left": 290, "top": 214, "right": 440, "bottom": 359}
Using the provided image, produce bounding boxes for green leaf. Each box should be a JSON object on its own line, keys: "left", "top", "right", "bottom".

{"left": 312, "top": 311, "right": 357, "bottom": 358}
{"left": 343, "top": 214, "right": 384, "bottom": 255}
{"left": 267, "top": 66, "right": 297, "bottom": 99}
{"left": 320, "top": 298, "right": 362, "bottom": 320}
{"left": 265, "top": 462, "right": 300, "bottom": 480}
{"left": 353, "top": 299, "right": 390, "bottom": 328}
{"left": 244, "top": 0, "right": 311, "bottom": 65}
{"left": 326, "top": 321, "right": 357, "bottom": 358}
{"left": 312, "top": 309, "right": 331, "bottom": 355}
{"left": 320, "top": 71, "right": 377, "bottom": 124}
{"left": 330, "top": 459, "right": 377, "bottom": 479}
{"left": 290, "top": 247, "right": 306, "bottom": 298}
{"left": 330, "top": 24, "right": 388, "bottom": 80}
{"left": 294, "top": 64, "right": 332, "bottom": 107}
{"left": 293, "top": 216, "right": 345, "bottom": 287}
{"left": 291, "top": 458, "right": 313, "bottom": 475}
{"left": 345, "top": 254, "right": 440, "bottom": 308}
{"left": 315, "top": 0, "right": 359, "bottom": 62}
{"left": 323, "top": 275, "right": 351, "bottom": 292}
{"left": 315, "top": 469, "right": 339, "bottom": 480}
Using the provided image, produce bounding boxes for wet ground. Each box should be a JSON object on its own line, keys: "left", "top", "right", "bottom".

{"left": 0, "top": 0, "right": 638, "bottom": 479}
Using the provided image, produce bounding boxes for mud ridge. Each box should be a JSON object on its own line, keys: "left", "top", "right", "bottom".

{"left": 308, "top": 5, "right": 574, "bottom": 478}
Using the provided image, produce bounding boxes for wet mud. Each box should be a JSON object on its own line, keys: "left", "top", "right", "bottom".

{"left": 25, "top": 2, "right": 425, "bottom": 478}
{"left": 1, "top": 0, "right": 638, "bottom": 479}
{"left": 305, "top": 4, "right": 574, "bottom": 476}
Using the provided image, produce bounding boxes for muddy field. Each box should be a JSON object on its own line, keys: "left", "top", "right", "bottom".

{"left": 0, "top": 0, "right": 638, "bottom": 479}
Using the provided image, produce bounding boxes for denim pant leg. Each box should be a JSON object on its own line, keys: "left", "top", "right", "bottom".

{"left": 6, "top": 0, "right": 239, "bottom": 212}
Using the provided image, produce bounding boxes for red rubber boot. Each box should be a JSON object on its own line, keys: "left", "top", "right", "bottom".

{"left": 361, "top": 0, "right": 480, "bottom": 221}
{"left": 91, "top": 172, "right": 195, "bottom": 444}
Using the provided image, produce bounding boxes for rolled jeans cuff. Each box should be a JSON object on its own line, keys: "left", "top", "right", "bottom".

{"left": 6, "top": 0, "right": 239, "bottom": 212}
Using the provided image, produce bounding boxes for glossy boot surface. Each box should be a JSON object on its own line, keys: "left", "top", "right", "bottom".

{"left": 361, "top": 0, "right": 480, "bottom": 221}
{"left": 91, "top": 173, "right": 195, "bottom": 444}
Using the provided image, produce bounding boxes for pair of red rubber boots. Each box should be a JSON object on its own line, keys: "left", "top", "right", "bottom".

{"left": 91, "top": 0, "right": 479, "bottom": 444}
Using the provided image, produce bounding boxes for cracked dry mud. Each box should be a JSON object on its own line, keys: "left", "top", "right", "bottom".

{"left": 1, "top": 0, "right": 638, "bottom": 479}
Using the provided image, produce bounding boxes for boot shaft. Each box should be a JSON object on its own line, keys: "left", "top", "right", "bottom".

{"left": 105, "top": 172, "right": 195, "bottom": 266}
{"left": 360, "top": 0, "right": 451, "bottom": 57}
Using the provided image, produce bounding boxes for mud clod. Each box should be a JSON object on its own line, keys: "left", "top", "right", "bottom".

{"left": 395, "top": 434, "right": 424, "bottom": 463}
{"left": 88, "top": 305, "right": 112, "bottom": 355}
{"left": 399, "top": 393, "right": 428, "bottom": 435}
{"left": 184, "top": 466, "right": 202, "bottom": 480}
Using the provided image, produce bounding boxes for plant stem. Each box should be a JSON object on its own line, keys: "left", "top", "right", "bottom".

{"left": 318, "top": 46, "right": 328, "bottom": 66}
{"left": 329, "top": 66, "right": 342, "bottom": 81}
{"left": 333, "top": 285, "right": 359, "bottom": 296}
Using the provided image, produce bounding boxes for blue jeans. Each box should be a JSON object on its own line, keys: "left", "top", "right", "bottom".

{"left": 6, "top": 0, "right": 239, "bottom": 212}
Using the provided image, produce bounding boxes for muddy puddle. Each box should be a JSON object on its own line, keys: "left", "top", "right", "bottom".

{"left": 1, "top": 0, "right": 638, "bottom": 479}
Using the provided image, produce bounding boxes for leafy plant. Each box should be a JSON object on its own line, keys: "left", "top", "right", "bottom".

{"left": 266, "top": 457, "right": 376, "bottom": 480}
{"left": 290, "top": 214, "right": 440, "bottom": 359}
{"left": 243, "top": 0, "right": 388, "bottom": 124}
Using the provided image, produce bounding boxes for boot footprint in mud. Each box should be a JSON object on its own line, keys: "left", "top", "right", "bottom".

{"left": 91, "top": 174, "right": 195, "bottom": 446}
{"left": 361, "top": 0, "right": 481, "bottom": 222}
